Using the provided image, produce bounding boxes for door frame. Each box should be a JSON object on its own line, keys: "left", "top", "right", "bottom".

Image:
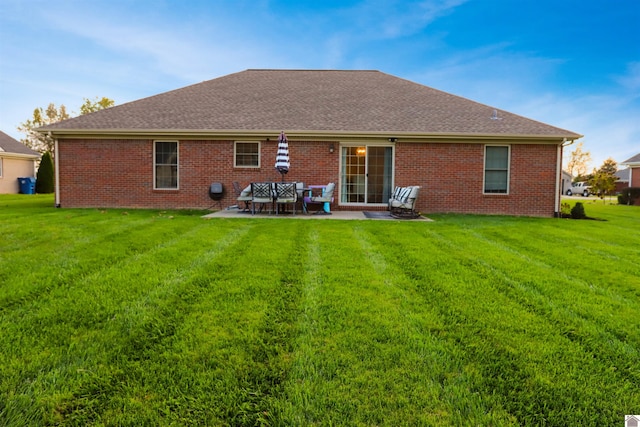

{"left": 338, "top": 141, "right": 395, "bottom": 207}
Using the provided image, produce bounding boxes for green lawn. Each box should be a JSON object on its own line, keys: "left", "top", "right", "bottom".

{"left": 1, "top": 195, "right": 638, "bottom": 426}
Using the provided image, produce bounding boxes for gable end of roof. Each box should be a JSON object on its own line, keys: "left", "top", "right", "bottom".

{"left": 0, "top": 131, "right": 41, "bottom": 157}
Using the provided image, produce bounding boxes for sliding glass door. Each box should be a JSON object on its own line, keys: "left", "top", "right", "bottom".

{"left": 340, "top": 145, "right": 393, "bottom": 205}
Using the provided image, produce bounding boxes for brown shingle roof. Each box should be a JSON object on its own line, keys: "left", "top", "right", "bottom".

{"left": 621, "top": 152, "right": 640, "bottom": 165}
{"left": 40, "top": 69, "right": 581, "bottom": 138}
{"left": 0, "top": 131, "right": 40, "bottom": 157}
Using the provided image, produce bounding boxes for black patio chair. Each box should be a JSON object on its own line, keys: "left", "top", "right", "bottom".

{"left": 274, "top": 182, "right": 297, "bottom": 215}
{"left": 251, "top": 182, "right": 274, "bottom": 215}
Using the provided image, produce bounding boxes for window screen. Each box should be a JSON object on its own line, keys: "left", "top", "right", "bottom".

{"left": 484, "top": 146, "right": 509, "bottom": 193}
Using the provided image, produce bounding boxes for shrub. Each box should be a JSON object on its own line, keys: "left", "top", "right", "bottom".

{"left": 560, "top": 202, "right": 571, "bottom": 218}
{"left": 571, "top": 202, "right": 586, "bottom": 219}
{"left": 35, "top": 151, "right": 55, "bottom": 194}
{"left": 617, "top": 187, "right": 640, "bottom": 205}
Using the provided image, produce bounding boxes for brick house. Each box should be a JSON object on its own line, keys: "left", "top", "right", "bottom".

{"left": 0, "top": 131, "right": 40, "bottom": 194}
{"left": 621, "top": 153, "right": 640, "bottom": 188}
{"left": 39, "top": 69, "right": 581, "bottom": 216}
{"left": 614, "top": 168, "right": 630, "bottom": 193}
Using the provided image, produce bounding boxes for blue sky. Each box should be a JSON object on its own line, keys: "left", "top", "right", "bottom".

{"left": 1, "top": 0, "right": 638, "bottom": 169}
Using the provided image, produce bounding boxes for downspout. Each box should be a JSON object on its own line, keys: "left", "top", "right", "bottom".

{"left": 555, "top": 138, "right": 569, "bottom": 217}
{"left": 52, "top": 133, "right": 60, "bottom": 208}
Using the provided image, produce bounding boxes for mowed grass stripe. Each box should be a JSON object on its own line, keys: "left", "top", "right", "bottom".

{"left": 358, "top": 223, "right": 523, "bottom": 424}
{"left": 278, "top": 223, "right": 408, "bottom": 425}
{"left": 457, "top": 221, "right": 640, "bottom": 380}
{"left": 464, "top": 225, "right": 640, "bottom": 340}
{"left": 274, "top": 223, "right": 508, "bottom": 426}
{"left": 473, "top": 219, "right": 640, "bottom": 277}
{"left": 1, "top": 216, "right": 242, "bottom": 324}
{"left": 0, "top": 219, "right": 255, "bottom": 425}
{"left": 0, "top": 211, "right": 205, "bottom": 310}
{"left": 44, "top": 219, "right": 309, "bottom": 425}
{"left": 351, "top": 224, "right": 518, "bottom": 426}
{"left": 441, "top": 224, "right": 639, "bottom": 362}
{"left": 93, "top": 221, "right": 267, "bottom": 425}
{"left": 1, "top": 196, "right": 639, "bottom": 426}
{"left": 276, "top": 228, "right": 324, "bottom": 425}
{"left": 392, "top": 224, "right": 637, "bottom": 425}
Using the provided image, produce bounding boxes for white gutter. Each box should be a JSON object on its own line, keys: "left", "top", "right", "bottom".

{"left": 54, "top": 137, "right": 60, "bottom": 207}
{"left": 0, "top": 152, "right": 41, "bottom": 160}
{"left": 38, "top": 128, "right": 583, "bottom": 143}
{"left": 555, "top": 137, "right": 574, "bottom": 216}
{"left": 554, "top": 142, "right": 562, "bottom": 216}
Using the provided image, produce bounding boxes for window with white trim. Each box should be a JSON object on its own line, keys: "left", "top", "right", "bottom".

{"left": 0, "top": 158, "right": 3, "bottom": 177}
{"left": 154, "top": 141, "right": 178, "bottom": 189}
{"left": 484, "top": 145, "right": 510, "bottom": 194}
{"left": 235, "top": 141, "right": 260, "bottom": 168}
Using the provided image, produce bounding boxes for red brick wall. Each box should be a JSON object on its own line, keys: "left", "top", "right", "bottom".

{"left": 57, "top": 138, "right": 559, "bottom": 216}
{"left": 631, "top": 167, "right": 640, "bottom": 187}
{"left": 394, "top": 142, "right": 559, "bottom": 216}
{"left": 57, "top": 138, "right": 339, "bottom": 210}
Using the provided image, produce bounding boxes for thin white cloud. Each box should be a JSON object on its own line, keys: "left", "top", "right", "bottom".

{"left": 616, "top": 62, "right": 640, "bottom": 94}
{"left": 33, "top": 2, "right": 289, "bottom": 83}
{"left": 412, "top": 43, "right": 565, "bottom": 105}
{"left": 349, "top": 0, "right": 468, "bottom": 39}
{"left": 410, "top": 44, "right": 640, "bottom": 168}
{"left": 510, "top": 91, "right": 640, "bottom": 169}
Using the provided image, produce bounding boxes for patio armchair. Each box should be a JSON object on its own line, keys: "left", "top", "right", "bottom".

{"left": 304, "top": 182, "right": 335, "bottom": 214}
{"left": 235, "top": 182, "right": 252, "bottom": 212}
{"left": 274, "top": 182, "right": 298, "bottom": 215}
{"left": 251, "top": 182, "right": 274, "bottom": 215}
{"left": 388, "top": 185, "right": 421, "bottom": 218}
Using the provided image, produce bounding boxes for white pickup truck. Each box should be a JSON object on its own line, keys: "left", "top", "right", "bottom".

{"left": 566, "top": 181, "right": 591, "bottom": 197}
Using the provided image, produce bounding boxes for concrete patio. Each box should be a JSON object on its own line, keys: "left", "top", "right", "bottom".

{"left": 203, "top": 208, "right": 432, "bottom": 221}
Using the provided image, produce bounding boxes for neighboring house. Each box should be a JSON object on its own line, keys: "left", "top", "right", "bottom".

{"left": 621, "top": 153, "right": 640, "bottom": 188}
{"left": 561, "top": 170, "right": 572, "bottom": 195}
{"left": 614, "top": 168, "right": 630, "bottom": 193}
{"left": 38, "top": 69, "right": 582, "bottom": 216}
{"left": 0, "top": 131, "right": 40, "bottom": 194}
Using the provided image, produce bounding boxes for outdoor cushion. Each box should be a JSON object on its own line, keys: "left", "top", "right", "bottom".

{"left": 393, "top": 186, "right": 403, "bottom": 199}
{"left": 324, "top": 182, "right": 335, "bottom": 197}
{"left": 407, "top": 186, "right": 419, "bottom": 201}
{"left": 398, "top": 186, "right": 412, "bottom": 203}
{"left": 310, "top": 183, "right": 335, "bottom": 202}
{"left": 388, "top": 185, "right": 420, "bottom": 217}
{"left": 240, "top": 185, "right": 251, "bottom": 197}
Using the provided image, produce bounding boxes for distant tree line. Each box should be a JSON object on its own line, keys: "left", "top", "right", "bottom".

{"left": 16, "top": 96, "right": 114, "bottom": 193}
{"left": 566, "top": 142, "right": 618, "bottom": 199}
{"left": 17, "top": 96, "right": 114, "bottom": 158}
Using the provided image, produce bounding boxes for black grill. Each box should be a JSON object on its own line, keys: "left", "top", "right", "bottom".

{"left": 209, "top": 183, "right": 224, "bottom": 200}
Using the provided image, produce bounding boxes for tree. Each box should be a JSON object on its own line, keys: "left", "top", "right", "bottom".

{"left": 566, "top": 142, "right": 592, "bottom": 180}
{"left": 17, "top": 97, "right": 114, "bottom": 157}
{"left": 589, "top": 158, "right": 618, "bottom": 201}
{"left": 17, "top": 103, "right": 70, "bottom": 156}
{"left": 589, "top": 169, "right": 616, "bottom": 201}
{"left": 598, "top": 157, "right": 617, "bottom": 176}
{"left": 35, "top": 151, "right": 55, "bottom": 194}
{"left": 79, "top": 96, "right": 115, "bottom": 115}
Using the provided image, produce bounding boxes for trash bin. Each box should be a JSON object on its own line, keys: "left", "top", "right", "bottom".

{"left": 18, "top": 177, "right": 36, "bottom": 194}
